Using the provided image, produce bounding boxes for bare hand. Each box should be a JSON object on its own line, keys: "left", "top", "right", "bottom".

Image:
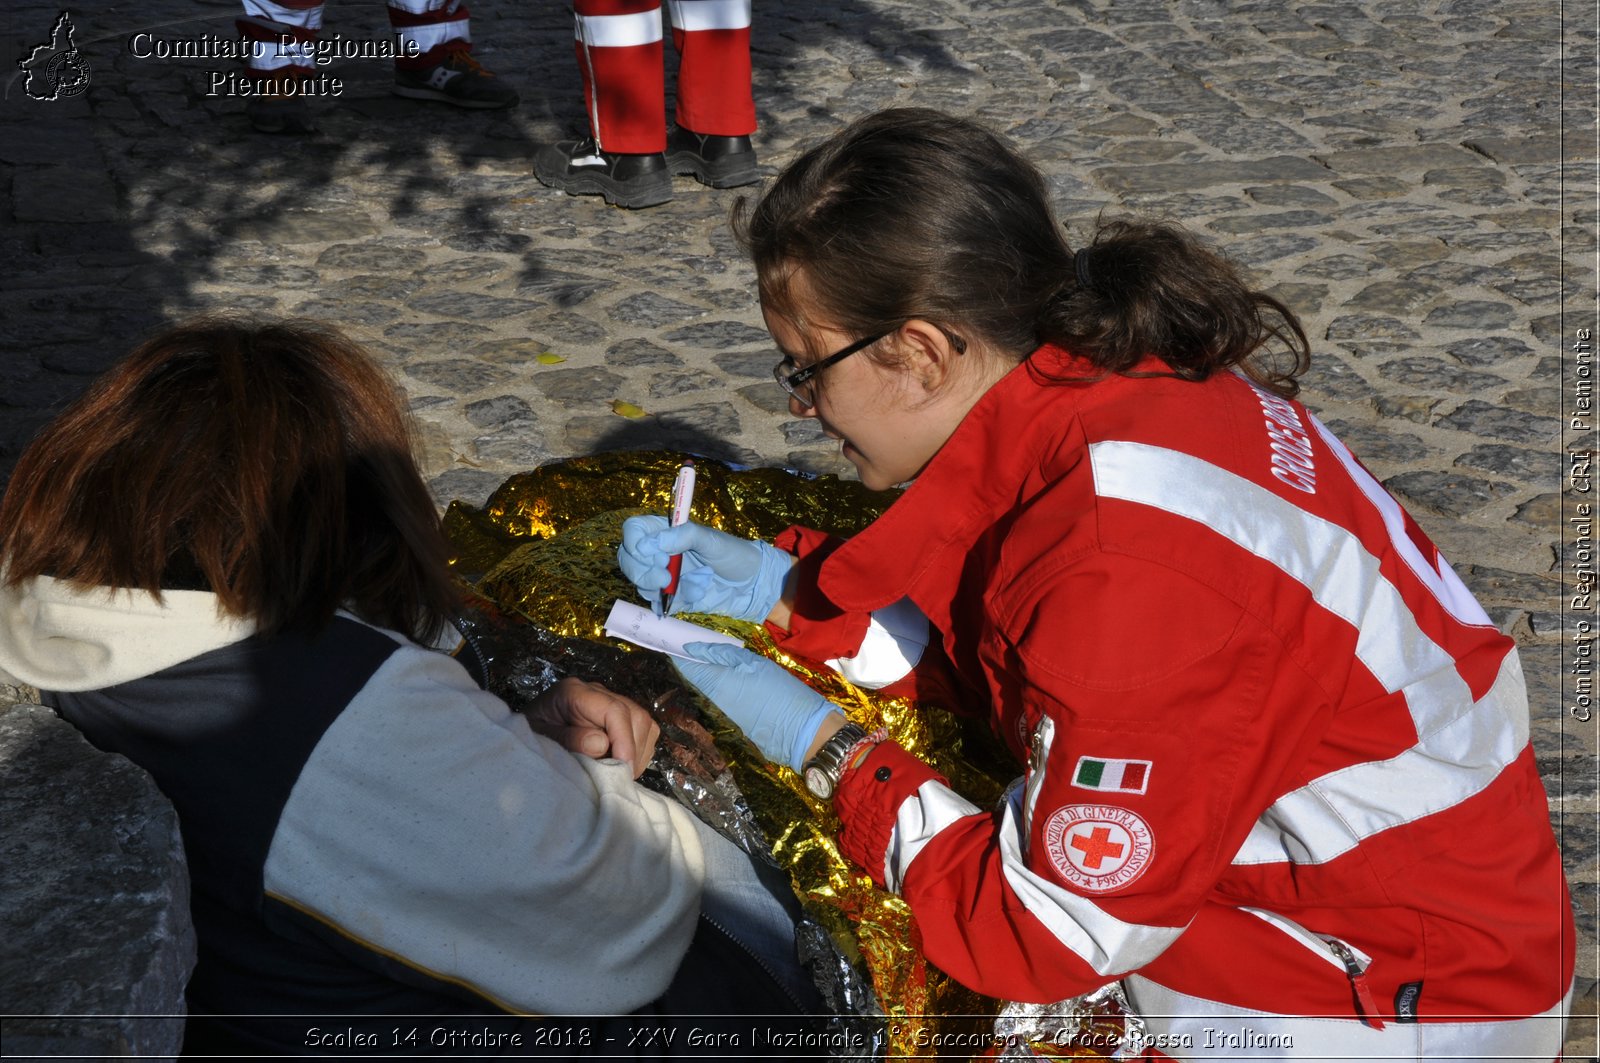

{"left": 527, "top": 678, "right": 659, "bottom": 778}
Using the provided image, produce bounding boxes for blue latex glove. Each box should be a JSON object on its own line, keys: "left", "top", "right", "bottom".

{"left": 675, "top": 642, "right": 842, "bottom": 771}
{"left": 618, "top": 516, "right": 792, "bottom": 621}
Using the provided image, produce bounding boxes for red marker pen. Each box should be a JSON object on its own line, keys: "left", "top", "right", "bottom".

{"left": 659, "top": 460, "right": 695, "bottom": 615}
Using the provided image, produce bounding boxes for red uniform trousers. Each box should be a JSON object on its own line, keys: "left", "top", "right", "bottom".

{"left": 573, "top": 0, "right": 755, "bottom": 153}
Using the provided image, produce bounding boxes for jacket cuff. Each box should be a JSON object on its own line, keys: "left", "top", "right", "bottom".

{"left": 768, "top": 526, "right": 871, "bottom": 664}
{"left": 832, "top": 741, "right": 944, "bottom": 888}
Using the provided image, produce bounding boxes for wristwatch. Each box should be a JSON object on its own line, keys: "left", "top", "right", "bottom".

{"left": 803, "top": 722, "right": 870, "bottom": 800}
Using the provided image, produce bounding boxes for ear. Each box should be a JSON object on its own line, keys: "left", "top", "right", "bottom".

{"left": 894, "top": 319, "right": 962, "bottom": 392}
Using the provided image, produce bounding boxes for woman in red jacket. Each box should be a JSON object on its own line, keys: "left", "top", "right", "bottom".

{"left": 618, "top": 108, "right": 1575, "bottom": 1058}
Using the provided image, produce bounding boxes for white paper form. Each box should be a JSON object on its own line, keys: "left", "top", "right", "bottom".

{"left": 603, "top": 599, "right": 743, "bottom": 661}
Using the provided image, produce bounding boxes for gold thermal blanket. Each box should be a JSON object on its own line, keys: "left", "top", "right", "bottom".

{"left": 443, "top": 451, "right": 1130, "bottom": 1060}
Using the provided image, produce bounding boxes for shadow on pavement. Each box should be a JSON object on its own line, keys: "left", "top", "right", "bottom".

{"left": 0, "top": 0, "right": 960, "bottom": 487}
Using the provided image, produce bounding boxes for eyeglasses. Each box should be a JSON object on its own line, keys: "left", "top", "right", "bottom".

{"left": 771, "top": 331, "right": 889, "bottom": 409}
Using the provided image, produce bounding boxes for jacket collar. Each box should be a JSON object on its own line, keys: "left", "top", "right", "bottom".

{"left": 816, "top": 345, "right": 1093, "bottom": 623}
{"left": 0, "top": 575, "right": 256, "bottom": 692}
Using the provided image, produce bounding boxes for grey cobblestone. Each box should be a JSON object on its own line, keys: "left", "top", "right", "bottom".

{"left": 1436, "top": 399, "right": 1559, "bottom": 442}
{"left": 1383, "top": 470, "right": 1520, "bottom": 517}
{"left": 2, "top": 0, "right": 1592, "bottom": 1046}
{"left": 1456, "top": 443, "right": 1552, "bottom": 482}
{"left": 464, "top": 395, "right": 534, "bottom": 428}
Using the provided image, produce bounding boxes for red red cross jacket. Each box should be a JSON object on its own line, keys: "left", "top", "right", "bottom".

{"left": 770, "top": 345, "right": 1574, "bottom": 1058}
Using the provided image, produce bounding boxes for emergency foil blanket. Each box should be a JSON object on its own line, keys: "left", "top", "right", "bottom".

{"left": 442, "top": 450, "right": 1130, "bottom": 1060}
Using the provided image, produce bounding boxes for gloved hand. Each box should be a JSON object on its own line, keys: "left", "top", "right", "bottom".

{"left": 618, "top": 516, "right": 792, "bottom": 622}
{"left": 675, "top": 642, "right": 842, "bottom": 771}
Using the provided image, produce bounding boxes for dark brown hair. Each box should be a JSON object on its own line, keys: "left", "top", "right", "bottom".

{"left": 735, "top": 108, "right": 1310, "bottom": 397}
{"left": 0, "top": 317, "right": 459, "bottom": 642}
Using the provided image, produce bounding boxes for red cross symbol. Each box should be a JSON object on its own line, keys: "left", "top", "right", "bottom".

{"left": 1070, "top": 826, "right": 1125, "bottom": 869}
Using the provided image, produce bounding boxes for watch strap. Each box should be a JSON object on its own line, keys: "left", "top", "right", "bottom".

{"left": 804, "top": 721, "right": 868, "bottom": 798}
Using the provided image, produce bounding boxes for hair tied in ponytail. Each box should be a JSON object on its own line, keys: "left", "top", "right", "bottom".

{"left": 1074, "top": 249, "right": 1096, "bottom": 292}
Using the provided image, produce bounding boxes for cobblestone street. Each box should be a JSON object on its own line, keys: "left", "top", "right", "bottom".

{"left": 3, "top": 0, "right": 1595, "bottom": 1051}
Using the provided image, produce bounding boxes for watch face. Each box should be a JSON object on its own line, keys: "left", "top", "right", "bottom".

{"left": 805, "top": 765, "right": 833, "bottom": 799}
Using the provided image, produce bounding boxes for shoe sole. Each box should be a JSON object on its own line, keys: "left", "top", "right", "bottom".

{"left": 667, "top": 149, "right": 760, "bottom": 189}
{"left": 391, "top": 84, "right": 519, "bottom": 110}
{"left": 246, "top": 104, "right": 318, "bottom": 134}
{"left": 248, "top": 115, "right": 318, "bottom": 134}
{"left": 533, "top": 162, "right": 672, "bottom": 210}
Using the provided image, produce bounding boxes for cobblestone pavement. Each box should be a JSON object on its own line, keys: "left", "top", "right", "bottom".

{"left": 3, "top": 0, "right": 1596, "bottom": 1048}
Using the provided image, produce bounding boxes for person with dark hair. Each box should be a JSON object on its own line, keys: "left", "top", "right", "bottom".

{"left": 0, "top": 318, "right": 817, "bottom": 1056}
{"left": 618, "top": 109, "right": 1574, "bottom": 1057}
{"left": 534, "top": 0, "right": 758, "bottom": 209}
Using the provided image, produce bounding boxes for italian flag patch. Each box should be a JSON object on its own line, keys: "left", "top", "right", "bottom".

{"left": 1072, "top": 756, "right": 1151, "bottom": 795}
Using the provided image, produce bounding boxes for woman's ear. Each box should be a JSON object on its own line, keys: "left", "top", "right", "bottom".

{"left": 895, "top": 319, "right": 962, "bottom": 392}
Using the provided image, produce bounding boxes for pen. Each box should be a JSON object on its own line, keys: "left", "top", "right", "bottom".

{"left": 659, "top": 459, "right": 695, "bottom": 615}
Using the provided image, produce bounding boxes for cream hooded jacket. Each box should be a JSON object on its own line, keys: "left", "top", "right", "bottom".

{"left": 0, "top": 575, "right": 705, "bottom": 1017}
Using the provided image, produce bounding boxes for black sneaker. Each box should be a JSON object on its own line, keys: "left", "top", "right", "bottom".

{"left": 666, "top": 125, "right": 759, "bottom": 188}
{"left": 245, "top": 93, "right": 318, "bottom": 134}
{"left": 393, "top": 48, "right": 519, "bottom": 109}
{"left": 241, "top": 72, "right": 320, "bottom": 132}
{"left": 533, "top": 137, "right": 672, "bottom": 209}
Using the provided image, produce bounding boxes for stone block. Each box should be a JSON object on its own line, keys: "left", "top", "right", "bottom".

{"left": 11, "top": 167, "right": 120, "bottom": 224}
{"left": 0, "top": 704, "right": 194, "bottom": 1060}
{"left": 1316, "top": 143, "right": 1489, "bottom": 173}
{"left": 1092, "top": 155, "right": 1330, "bottom": 195}
{"left": 1461, "top": 135, "right": 1568, "bottom": 164}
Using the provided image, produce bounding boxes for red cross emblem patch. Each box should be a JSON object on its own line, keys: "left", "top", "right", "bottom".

{"left": 1042, "top": 804, "right": 1154, "bottom": 893}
